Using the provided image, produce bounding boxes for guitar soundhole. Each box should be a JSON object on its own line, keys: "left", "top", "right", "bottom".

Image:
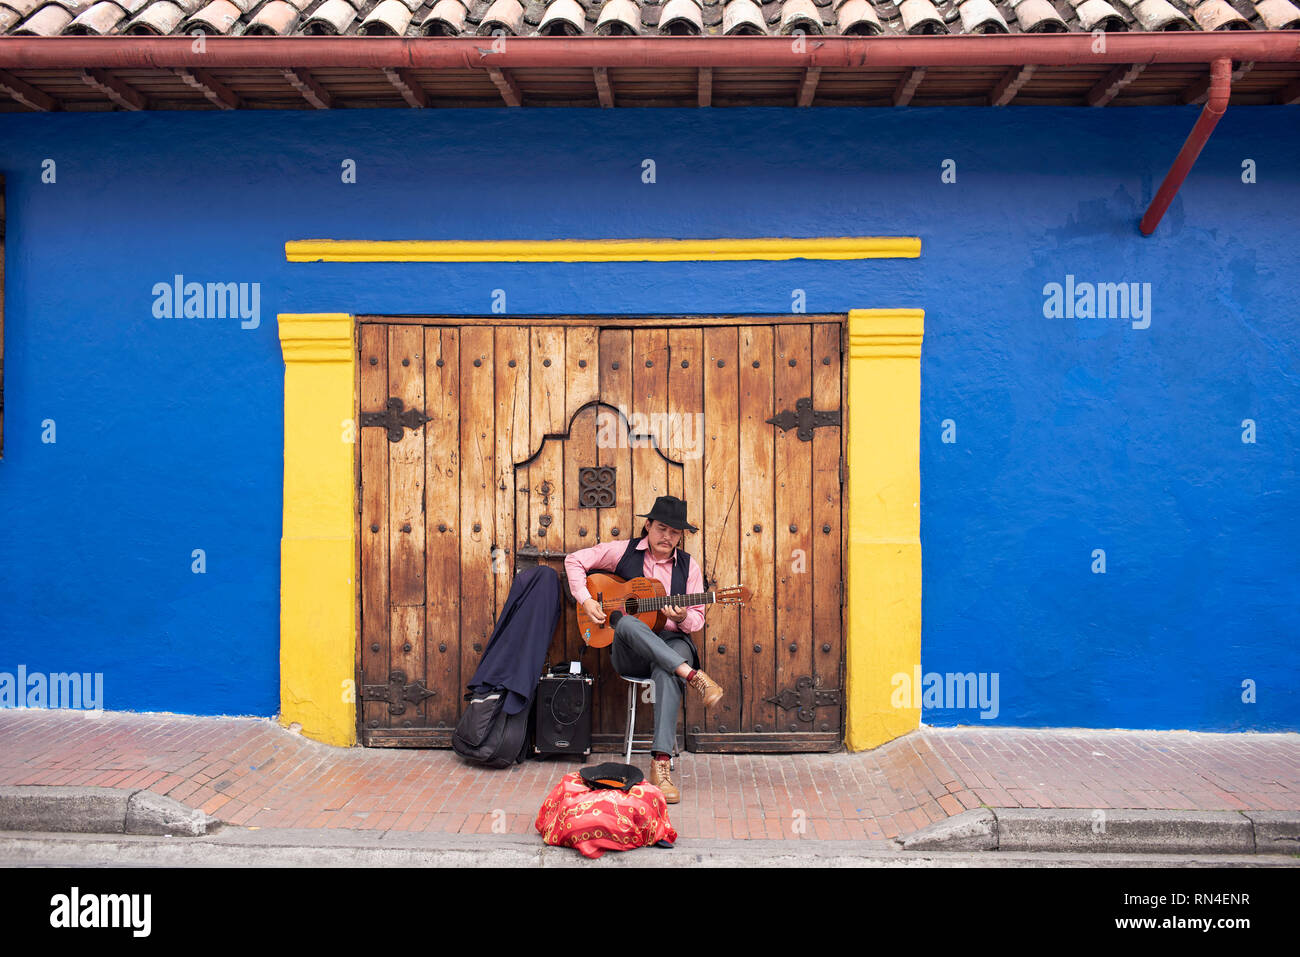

{"left": 625, "top": 597, "right": 641, "bottom": 615}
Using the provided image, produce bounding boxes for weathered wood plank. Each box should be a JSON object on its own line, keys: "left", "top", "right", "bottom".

{"left": 738, "top": 325, "right": 776, "bottom": 736}
{"left": 531, "top": 326, "right": 567, "bottom": 449}
{"left": 564, "top": 326, "right": 600, "bottom": 670}
{"left": 668, "top": 327, "right": 705, "bottom": 735}
{"left": 388, "top": 325, "right": 426, "bottom": 607}
{"left": 596, "top": 328, "right": 634, "bottom": 738}
{"left": 563, "top": 404, "right": 598, "bottom": 663}
{"left": 701, "top": 327, "right": 741, "bottom": 735}
{"left": 632, "top": 327, "right": 670, "bottom": 518}
{"left": 774, "top": 324, "right": 813, "bottom": 734}
{"left": 386, "top": 326, "right": 427, "bottom": 725}
{"left": 389, "top": 605, "right": 426, "bottom": 727}
{"left": 629, "top": 321, "right": 674, "bottom": 740}
{"left": 359, "top": 324, "right": 391, "bottom": 735}
{"left": 565, "top": 325, "right": 600, "bottom": 426}
{"left": 494, "top": 326, "right": 529, "bottom": 621}
{"left": 812, "top": 322, "right": 843, "bottom": 735}
{"left": 459, "top": 326, "right": 495, "bottom": 688}
{"left": 597, "top": 329, "right": 634, "bottom": 545}
{"left": 529, "top": 326, "right": 568, "bottom": 675}
{"left": 363, "top": 728, "right": 454, "bottom": 748}
{"left": 425, "top": 327, "right": 460, "bottom": 729}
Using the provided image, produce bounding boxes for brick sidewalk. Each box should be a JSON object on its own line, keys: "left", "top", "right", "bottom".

{"left": 1, "top": 710, "right": 1296, "bottom": 841}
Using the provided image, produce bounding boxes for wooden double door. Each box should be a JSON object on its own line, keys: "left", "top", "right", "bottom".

{"left": 357, "top": 318, "right": 845, "bottom": 752}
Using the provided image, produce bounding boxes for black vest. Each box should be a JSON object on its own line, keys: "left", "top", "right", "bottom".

{"left": 614, "top": 535, "right": 691, "bottom": 599}
{"left": 612, "top": 535, "right": 702, "bottom": 670}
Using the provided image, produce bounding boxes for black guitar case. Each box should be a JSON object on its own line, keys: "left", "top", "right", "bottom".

{"left": 452, "top": 565, "right": 564, "bottom": 768}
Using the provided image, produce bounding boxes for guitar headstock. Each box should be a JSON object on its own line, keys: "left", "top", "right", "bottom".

{"left": 714, "top": 585, "right": 752, "bottom": 606}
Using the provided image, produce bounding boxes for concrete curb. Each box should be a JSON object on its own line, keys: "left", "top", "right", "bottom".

{"left": 899, "top": 807, "right": 1300, "bottom": 855}
{"left": 2, "top": 829, "right": 1297, "bottom": 868}
{"left": 2, "top": 786, "right": 1295, "bottom": 856}
{"left": 0, "top": 787, "right": 212, "bottom": 837}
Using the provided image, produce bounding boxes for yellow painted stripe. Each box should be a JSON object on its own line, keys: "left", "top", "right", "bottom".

{"left": 286, "top": 236, "right": 921, "bottom": 263}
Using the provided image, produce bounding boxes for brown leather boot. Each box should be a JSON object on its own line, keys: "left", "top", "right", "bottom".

{"left": 686, "top": 669, "right": 723, "bottom": 709}
{"left": 649, "top": 757, "right": 680, "bottom": 804}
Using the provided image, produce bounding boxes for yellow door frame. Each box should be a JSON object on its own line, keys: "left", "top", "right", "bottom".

{"left": 277, "top": 238, "right": 922, "bottom": 750}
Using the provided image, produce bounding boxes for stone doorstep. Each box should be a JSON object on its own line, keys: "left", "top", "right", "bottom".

{"left": 899, "top": 808, "right": 1300, "bottom": 854}
{"left": 0, "top": 786, "right": 212, "bottom": 837}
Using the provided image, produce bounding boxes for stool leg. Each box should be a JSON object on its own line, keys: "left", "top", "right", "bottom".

{"left": 624, "top": 681, "right": 636, "bottom": 765}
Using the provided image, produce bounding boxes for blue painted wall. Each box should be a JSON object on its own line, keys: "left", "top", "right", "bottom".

{"left": 0, "top": 106, "right": 1295, "bottom": 730}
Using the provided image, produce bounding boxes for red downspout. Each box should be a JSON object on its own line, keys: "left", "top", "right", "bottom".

{"left": 1139, "top": 57, "right": 1232, "bottom": 236}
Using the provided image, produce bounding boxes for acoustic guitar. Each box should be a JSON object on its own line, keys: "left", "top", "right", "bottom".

{"left": 577, "top": 572, "right": 752, "bottom": 648}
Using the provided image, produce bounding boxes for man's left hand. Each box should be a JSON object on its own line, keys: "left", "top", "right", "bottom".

{"left": 664, "top": 604, "right": 687, "bottom": 624}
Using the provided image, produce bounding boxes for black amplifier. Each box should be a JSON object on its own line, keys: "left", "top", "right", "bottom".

{"left": 533, "top": 670, "right": 593, "bottom": 757}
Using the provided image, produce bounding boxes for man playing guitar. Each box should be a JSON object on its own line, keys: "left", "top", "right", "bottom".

{"left": 563, "top": 495, "right": 724, "bottom": 804}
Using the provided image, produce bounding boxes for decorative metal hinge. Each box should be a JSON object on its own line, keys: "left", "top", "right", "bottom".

{"left": 361, "top": 397, "right": 431, "bottom": 443}
{"left": 766, "top": 397, "right": 841, "bottom": 442}
{"left": 764, "top": 675, "right": 841, "bottom": 723}
{"left": 361, "top": 670, "right": 436, "bottom": 715}
{"left": 515, "top": 543, "right": 572, "bottom": 567}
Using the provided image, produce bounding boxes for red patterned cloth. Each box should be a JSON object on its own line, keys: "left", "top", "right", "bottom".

{"left": 535, "top": 771, "right": 677, "bottom": 859}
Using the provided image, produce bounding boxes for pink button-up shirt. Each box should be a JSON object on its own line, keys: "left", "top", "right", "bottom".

{"left": 564, "top": 538, "right": 707, "bottom": 635}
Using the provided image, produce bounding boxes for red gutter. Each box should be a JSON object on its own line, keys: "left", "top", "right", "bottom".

{"left": 1139, "top": 56, "right": 1231, "bottom": 236}
{"left": 1, "top": 35, "right": 1299, "bottom": 71}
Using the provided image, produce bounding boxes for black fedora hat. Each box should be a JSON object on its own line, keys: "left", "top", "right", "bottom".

{"left": 579, "top": 762, "right": 645, "bottom": 791}
{"left": 636, "top": 495, "right": 698, "bottom": 534}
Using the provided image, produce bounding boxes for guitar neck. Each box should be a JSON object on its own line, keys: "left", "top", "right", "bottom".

{"left": 640, "top": 592, "right": 715, "bottom": 611}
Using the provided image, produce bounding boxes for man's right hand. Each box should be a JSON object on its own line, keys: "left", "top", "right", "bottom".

{"left": 582, "top": 598, "right": 606, "bottom": 625}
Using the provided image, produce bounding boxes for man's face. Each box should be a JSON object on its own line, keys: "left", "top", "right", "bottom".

{"left": 646, "top": 519, "right": 681, "bottom": 556}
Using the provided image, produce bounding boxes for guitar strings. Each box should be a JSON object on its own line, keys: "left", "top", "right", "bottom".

{"left": 595, "top": 593, "right": 715, "bottom": 611}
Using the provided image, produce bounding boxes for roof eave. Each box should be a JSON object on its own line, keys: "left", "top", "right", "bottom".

{"left": 2, "top": 33, "right": 1299, "bottom": 72}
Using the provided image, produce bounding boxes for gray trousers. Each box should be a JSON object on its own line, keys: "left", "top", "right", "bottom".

{"left": 609, "top": 614, "right": 689, "bottom": 756}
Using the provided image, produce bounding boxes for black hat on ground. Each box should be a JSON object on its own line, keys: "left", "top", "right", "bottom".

{"left": 578, "top": 762, "right": 645, "bottom": 791}
{"left": 636, "top": 495, "right": 698, "bottom": 534}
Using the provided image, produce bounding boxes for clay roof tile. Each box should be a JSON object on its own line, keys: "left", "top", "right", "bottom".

{"left": 836, "top": 0, "right": 885, "bottom": 31}
{"left": 124, "top": 0, "right": 187, "bottom": 32}
{"left": 780, "top": 0, "right": 825, "bottom": 31}
{"left": 63, "top": 0, "right": 127, "bottom": 32}
{"left": 418, "top": 0, "right": 465, "bottom": 32}
{"left": 359, "top": 0, "right": 413, "bottom": 32}
{"left": 659, "top": 0, "right": 703, "bottom": 33}
{"left": 1190, "top": 0, "right": 1249, "bottom": 28}
{"left": 1, "top": 0, "right": 46, "bottom": 16}
{"left": 244, "top": 0, "right": 299, "bottom": 31}
{"left": 956, "top": 0, "right": 1009, "bottom": 32}
{"left": 898, "top": 0, "right": 947, "bottom": 31}
{"left": 1253, "top": 0, "right": 1300, "bottom": 27}
{"left": 478, "top": 0, "right": 524, "bottom": 33}
{"left": 301, "top": 0, "right": 358, "bottom": 33}
{"left": 184, "top": 0, "right": 242, "bottom": 32}
{"left": 594, "top": 0, "right": 639, "bottom": 33}
{"left": 722, "top": 0, "right": 766, "bottom": 33}
{"left": 1009, "top": 0, "right": 1068, "bottom": 30}
{"left": 14, "top": 2, "right": 75, "bottom": 32}
{"left": 1069, "top": 0, "right": 1128, "bottom": 30}
{"left": 1129, "top": 0, "right": 1194, "bottom": 29}
{"left": 536, "top": 0, "right": 585, "bottom": 34}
